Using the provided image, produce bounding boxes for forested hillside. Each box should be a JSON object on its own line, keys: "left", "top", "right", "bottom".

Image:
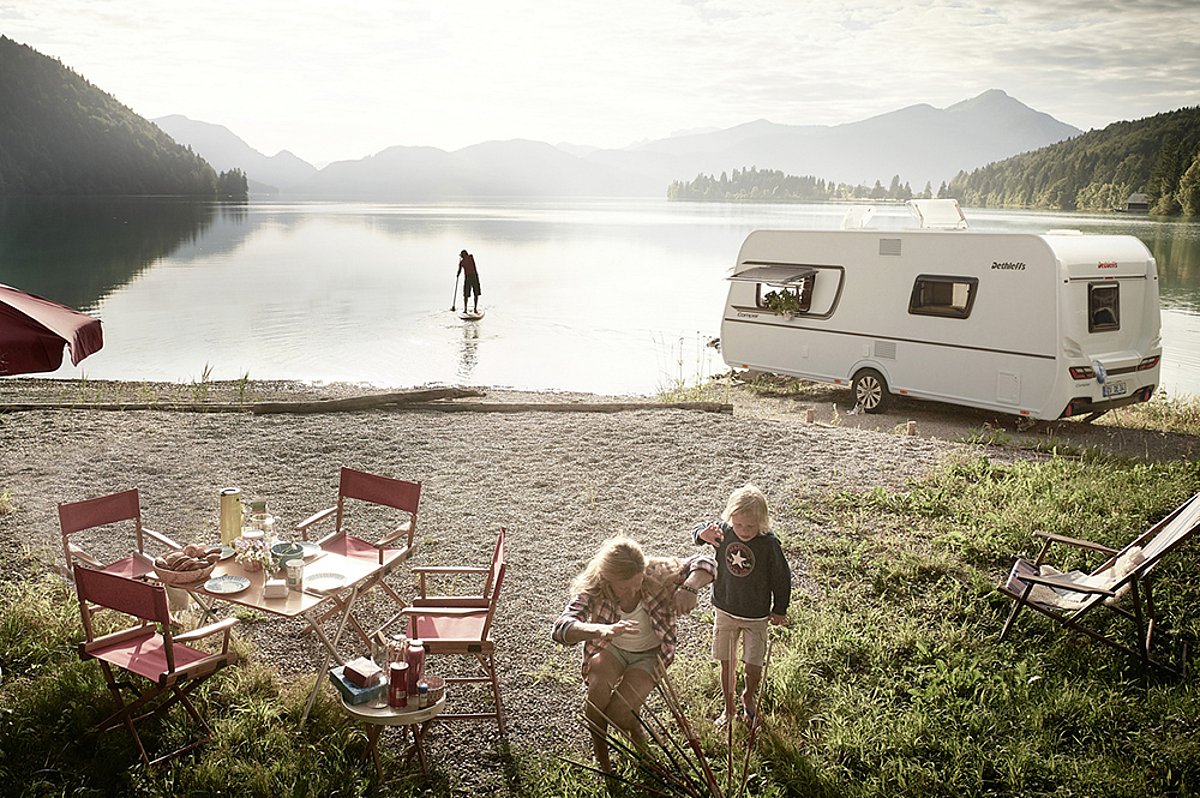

{"left": 947, "top": 106, "right": 1200, "bottom": 215}
{"left": 0, "top": 36, "right": 245, "bottom": 197}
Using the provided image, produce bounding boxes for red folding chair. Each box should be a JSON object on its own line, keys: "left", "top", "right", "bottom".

{"left": 73, "top": 564, "right": 239, "bottom": 766}
{"left": 403, "top": 528, "right": 506, "bottom": 732}
{"left": 295, "top": 467, "right": 421, "bottom": 645}
{"left": 59, "top": 489, "right": 182, "bottom": 583}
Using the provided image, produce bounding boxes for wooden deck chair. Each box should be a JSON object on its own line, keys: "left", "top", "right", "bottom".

{"left": 73, "top": 564, "right": 239, "bottom": 766}
{"left": 59, "top": 489, "right": 182, "bottom": 582}
{"left": 998, "top": 491, "right": 1200, "bottom": 671}
{"left": 402, "top": 528, "right": 506, "bottom": 732}
{"left": 295, "top": 467, "right": 421, "bottom": 645}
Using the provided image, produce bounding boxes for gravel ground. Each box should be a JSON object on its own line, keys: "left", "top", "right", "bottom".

{"left": 0, "top": 379, "right": 993, "bottom": 792}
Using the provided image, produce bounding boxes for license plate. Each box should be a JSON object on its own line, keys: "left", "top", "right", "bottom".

{"left": 1102, "top": 380, "right": 1127, "bottom": 398}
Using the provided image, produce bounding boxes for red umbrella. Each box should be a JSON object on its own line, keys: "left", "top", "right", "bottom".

{"left": 0, "top": 283, "right": 104, "bottom": 376}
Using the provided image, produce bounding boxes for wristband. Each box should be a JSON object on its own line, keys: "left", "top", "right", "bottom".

{"left": 678, "top": 584, "right": 698, "bottom": 595}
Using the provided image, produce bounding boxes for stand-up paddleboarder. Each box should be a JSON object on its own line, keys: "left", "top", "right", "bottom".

{"left": 458, "top": 249, "right": 482, "bottom": 315}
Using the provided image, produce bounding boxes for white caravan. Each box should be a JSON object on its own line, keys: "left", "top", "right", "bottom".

{"left": 719, "top": 202, "right": 1162, "bottom": 421}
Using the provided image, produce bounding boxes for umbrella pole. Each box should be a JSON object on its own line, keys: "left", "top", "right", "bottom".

{"left": 451, "top": 271, "right": 460, "bottom": 311}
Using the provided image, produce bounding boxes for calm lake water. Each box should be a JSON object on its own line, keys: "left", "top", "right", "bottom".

{"left": 3, "top": 197, "right": 1199, "bottom": 397}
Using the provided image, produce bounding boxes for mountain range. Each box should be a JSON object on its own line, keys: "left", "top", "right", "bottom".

{"left": 154, "top": 89, "right": 1082, "bottom": 199}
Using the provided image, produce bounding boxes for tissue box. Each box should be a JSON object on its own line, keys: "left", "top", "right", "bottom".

{"left": 344, "top": 656, "right": 383, "bottom": 688}
{"left": 263, "top": 579, "right": 289, "bottom": 598}
{"left": 329, "top": 665, "right": 386, "bottom": 705}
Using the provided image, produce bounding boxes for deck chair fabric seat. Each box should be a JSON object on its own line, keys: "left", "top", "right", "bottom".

{"left": 88, "top": 631, "right": 218, "bottom": 684}
{"left": 73, "top": 565, "right": 238, "bottom": 766}
{"left": 1003, "top": 546, "right": 1146, "bottom": 611}
{"left": 408, "top": 609, "right": 491, "bottom": 643}
{"left": 319, "top": 531, "right": 410, "bottom": 567}
{"left": 998, "top": 491, "right": 1200, "bottom": 671}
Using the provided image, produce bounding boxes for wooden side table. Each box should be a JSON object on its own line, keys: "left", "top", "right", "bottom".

{"left": 340, "top": 692, "right": 447, "bottom": 779}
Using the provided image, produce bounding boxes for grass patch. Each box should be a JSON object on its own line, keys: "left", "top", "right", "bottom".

{"left": 1108, "top": 391, "right": 1200, "bottom": 437}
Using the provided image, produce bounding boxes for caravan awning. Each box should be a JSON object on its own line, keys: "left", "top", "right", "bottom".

{"left": 727, "top": 266, "right": 816, "bottom": 286}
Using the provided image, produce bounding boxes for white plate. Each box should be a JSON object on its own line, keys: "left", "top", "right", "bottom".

{"left": 306, "top": 572, "right": 346, "bottom": 592}
{"left": 205, "top": 574, "right": 251, "bottom": 594}
{"left": 299, "top": 541, "right": 322, "bottom": 559}
{"left": 217, "top": 545, "right": 236, "bottom": 561}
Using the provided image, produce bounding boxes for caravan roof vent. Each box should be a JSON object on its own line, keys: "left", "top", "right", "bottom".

{"left": 908, "top": 199, "right": 968, "bottom": 230}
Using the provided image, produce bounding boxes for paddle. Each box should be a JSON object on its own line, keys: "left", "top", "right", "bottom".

{"left": 451, "top": 271, "right": 460, "bottom": 311}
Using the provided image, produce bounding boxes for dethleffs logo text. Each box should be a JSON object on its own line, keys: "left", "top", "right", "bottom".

{"left": 991, "top": 261, "right": 1026, "bottom": 270}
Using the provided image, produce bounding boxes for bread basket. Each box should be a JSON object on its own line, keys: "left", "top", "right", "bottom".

{"left": 155, "top": 561, "right": 216, "bottom": 586}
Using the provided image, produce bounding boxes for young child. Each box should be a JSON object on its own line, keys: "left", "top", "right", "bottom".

{"left": 693, "top": 484, "right": 791, "bottom": 726}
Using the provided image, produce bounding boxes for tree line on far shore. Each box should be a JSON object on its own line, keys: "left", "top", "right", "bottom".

{"left": 668, "top": 168, "right": 947, "bottom": 203}
{"left": 668, "top": 106, "right": 1200, "bottom": 216}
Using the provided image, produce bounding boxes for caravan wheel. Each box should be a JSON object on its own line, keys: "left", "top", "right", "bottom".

{"left": 852, "top": 369, "right": 891, "bottom": 414}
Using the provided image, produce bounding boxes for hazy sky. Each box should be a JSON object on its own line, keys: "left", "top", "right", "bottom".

{"left": 4, "top": 1, "right": 1198, "bottom": 166}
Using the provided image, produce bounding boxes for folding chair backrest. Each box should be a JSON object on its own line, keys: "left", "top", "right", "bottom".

{"left": 480, "top": 529, "right": 507, "bottom": 640}
{"left": 482, "top": 527, "right": 506, "bottom": 599}
{"left": 336, "top": 467, "right": 421, "bottom": 539}
{"left": 1138, "top": 492, "right": 1200, "bottom": 564}
{"left": 73, "top": 564, "right": 170, "bottom": 627}
{"left": 338, "top": 467, "right": 421, "bottom": 513}
{"left": 60, "top": 489, "right": 144, "bottom": 569}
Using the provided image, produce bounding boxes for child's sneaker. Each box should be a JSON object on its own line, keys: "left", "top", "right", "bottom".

{"left": 713, "top": 712, "right": 730, "bottom": 728}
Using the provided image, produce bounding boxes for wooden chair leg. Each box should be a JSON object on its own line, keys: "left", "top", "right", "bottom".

{"left": 485, "top": 654, "right": 505, "bottom": 734}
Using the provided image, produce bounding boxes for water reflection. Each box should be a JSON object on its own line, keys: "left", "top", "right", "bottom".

{"left": 458, "top": 321, "right": 480, "bottom": 382}
{"left": 0, "top": 197, "right": 219, "bottom": 310}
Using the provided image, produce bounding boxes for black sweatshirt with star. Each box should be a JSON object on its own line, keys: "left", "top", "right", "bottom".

{"left": 691, "top": 520, "right": 791, "bottom": 620}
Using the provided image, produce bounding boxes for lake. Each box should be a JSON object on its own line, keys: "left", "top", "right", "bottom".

{"left": 2, "top": 197, "right": 1199, "bottom": 398}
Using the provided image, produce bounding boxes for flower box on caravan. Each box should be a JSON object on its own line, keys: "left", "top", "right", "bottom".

{"left": 719, "top": 204, "right": 1161, "bottom": 421}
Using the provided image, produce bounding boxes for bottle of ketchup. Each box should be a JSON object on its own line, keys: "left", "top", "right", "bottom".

{"left": 388, "top": 662, "right": 409, "bottom": 708}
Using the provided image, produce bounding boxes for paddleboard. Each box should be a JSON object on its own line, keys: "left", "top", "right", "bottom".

{"left": 459, "top": 310, "right": 486, "bottom": 320}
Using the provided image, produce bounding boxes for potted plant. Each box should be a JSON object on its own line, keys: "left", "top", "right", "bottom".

{"left": 762, "top": 289, "right": 804, "bottom": 319}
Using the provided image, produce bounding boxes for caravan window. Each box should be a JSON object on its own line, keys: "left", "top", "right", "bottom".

{"left": 755, "top": 271, "right": 815, "bottom": 314}
{"left": 1088, "top": 283, "right": 1120, "bottom": 332}
{"left": 908, "top": 275, "right": 977, "bottom": 319}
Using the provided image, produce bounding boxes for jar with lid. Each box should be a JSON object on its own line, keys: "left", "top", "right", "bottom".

{"left": 387, "top": 633, "right": 408, "bottom": 667}
{"left": 406, "top": 638, "right": 425, "bottom": 694}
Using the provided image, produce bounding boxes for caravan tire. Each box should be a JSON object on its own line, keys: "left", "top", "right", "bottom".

{"left": 852, "top": 369, "right": 891, "bottom": 414}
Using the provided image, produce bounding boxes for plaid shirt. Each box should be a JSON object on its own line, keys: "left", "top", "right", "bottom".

{"left": 551, "top": 554, "right": 717, "bottom": 679}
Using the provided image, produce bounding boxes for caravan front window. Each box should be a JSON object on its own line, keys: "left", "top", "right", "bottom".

{"left": 1088, "top": 283, "right": 1120, "bottom": 332}
{"left": 756, "top": 271, "right": 815, "bottom": 314}
{"left": 908, "top": 275, "right": 977, "bottom": 319}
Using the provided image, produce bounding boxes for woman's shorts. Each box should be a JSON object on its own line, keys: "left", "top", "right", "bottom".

{"left": 607, "top": 644, "right": 661, "bottom": 675}
{"left": 712, "top": 608, "right": 769, "bottom": 666}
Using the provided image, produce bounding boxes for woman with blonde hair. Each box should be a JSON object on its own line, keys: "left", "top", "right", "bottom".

{"left": 552, "top": 535, "right": 716, "bottom": 769}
